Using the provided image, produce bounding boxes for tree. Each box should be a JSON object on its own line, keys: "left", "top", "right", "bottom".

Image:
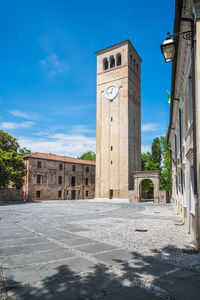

{"left": 78, "top": 151, "right": 96, "bottom": 161}
{"left": 0, "top": 130, "right": 19, "bottom": 152}
{"left": 151, "top": 137, "right": 162, "bottom": 168}
{"left": 141, "top": 152, "right": 160, "bottom": 171}
{"left": 0, "top": 130, "right": 26, "bottom": 189}
{"left": 160, "top": 135, "right": 171, "bottom": 190}
{"left": 141, "top": 134, "right": 171, "bottom": 192}
{"left": 18, "top": 147, "right": 31, "bottom": 156}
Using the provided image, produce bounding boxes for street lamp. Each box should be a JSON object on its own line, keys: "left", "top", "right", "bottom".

{"left": 160, "top": 33, "right": 175, "bottom": 63}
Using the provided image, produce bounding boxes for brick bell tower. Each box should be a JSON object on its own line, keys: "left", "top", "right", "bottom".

{"left": 95, "top": 40, "right": 142, "bottom": 199}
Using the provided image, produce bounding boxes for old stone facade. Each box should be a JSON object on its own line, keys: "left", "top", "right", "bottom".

{"left": 95, "top": 40, "right": 142, "bottom": 199}
{"left": 168, "top": 0, "right": 200, "bottom": 249}
{"left": 23, "top": 152, "right": 95, "bottom": 201}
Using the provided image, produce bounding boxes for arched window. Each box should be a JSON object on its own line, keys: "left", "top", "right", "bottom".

{"left": 110, "top": 56, "right": 115, "bottom": 68}
{"left": 116, "top": 53, "right": 121, "bottom": 66}
{"left": 103, "top": 58, "right": 108, "bottom": 71}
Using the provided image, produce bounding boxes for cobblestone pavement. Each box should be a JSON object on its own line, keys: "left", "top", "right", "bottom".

{"left": 0, "top": 200, "right": 200, "bottom": 300}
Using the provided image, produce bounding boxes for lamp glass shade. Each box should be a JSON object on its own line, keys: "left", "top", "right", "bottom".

{"left": 161, "top": 38, "right": 175, "bottom": 63}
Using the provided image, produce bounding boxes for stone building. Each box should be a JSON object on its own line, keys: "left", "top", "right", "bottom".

{"left": 95, "top": 40, "right": 142, "bottom": 199}
{"left": 23, "top": 152, "right": 95, "bottom": 201}
{"left": 166, "top": 0, "right": 200, "bottom": 249}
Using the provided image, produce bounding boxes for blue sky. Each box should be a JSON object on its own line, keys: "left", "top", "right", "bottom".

{"left": 0, "top": 0, "right": 174, "bottom": 157}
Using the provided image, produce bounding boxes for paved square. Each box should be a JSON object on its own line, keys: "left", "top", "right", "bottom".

{"left": 0, "top": 200, "right": 200, "bottom": 299}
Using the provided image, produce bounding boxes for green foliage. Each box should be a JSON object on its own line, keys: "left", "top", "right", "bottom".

{"left": 141, "top": 179, "right": 154, "bottom": 199}
{"left": 160, "top": 135, "right": 171, "bottom": 190}
{"left": 0, "top": 130, "right": 19, "bottom": 152}
{"left": 78, "top": 151, "right": 96, "bottom": 161}
{"left": 18, "top": 147, "right": 31, "bottom": 156}
{"left": 141, "top": 152, "right": 160, "bottom": 171}
{"left": 151, "top": 137, "right": 162, "bottom": 166}
{"left": 0, "top": 130, "right": 27, "bottom": 189}
{"left": 141, "top": 134, "right": 171, "bottom": 191}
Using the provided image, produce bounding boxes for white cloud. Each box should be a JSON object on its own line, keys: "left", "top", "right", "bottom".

{"left": 142, "top": 123, "right": 159, "bottom": 132}
{"left": 142, "top": 145, "right": 151, "bottom": 153}
{"left": 71, "top": 125, "right": 95, "bottom": 134}
{"left": 39, "top": 54, "right": 69, "bottom": 76}
{"left": 10, "top": 110, "right": 30, "bottom": 119}
{"left": 1, "top": 121, "right": 34, "bottom": 130}
{"left": 18, "top": 133, "right": 96, "bottom": 157}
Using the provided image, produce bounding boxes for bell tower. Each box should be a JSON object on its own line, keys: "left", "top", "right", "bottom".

{"left": 95, "top": 40, "right": 142, "bottom": 199}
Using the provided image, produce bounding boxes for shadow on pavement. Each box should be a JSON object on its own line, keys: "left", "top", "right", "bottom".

{"left": 2, "top": 245, "right": 200, "bottom": 300}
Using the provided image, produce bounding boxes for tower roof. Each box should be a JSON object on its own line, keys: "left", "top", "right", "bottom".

{"left": 95, "top": 40, "right": 142, "bottom": 61}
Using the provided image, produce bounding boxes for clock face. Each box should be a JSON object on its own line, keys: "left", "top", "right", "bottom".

{"left": 105, "top": 85, "right": 118, "bottom": 100}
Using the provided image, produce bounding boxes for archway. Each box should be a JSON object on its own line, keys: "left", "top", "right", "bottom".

{"left": 133, "top": 171, "right": 160, "bottom": 203}
{"left": 140, "top": 179, "right": 154, "bottom": 202}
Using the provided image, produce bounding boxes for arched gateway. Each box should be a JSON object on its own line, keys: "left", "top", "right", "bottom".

{"left": 133, "top": 171, "right": 160, "bottom": 203}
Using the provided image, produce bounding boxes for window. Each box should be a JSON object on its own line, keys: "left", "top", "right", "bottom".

{"left": 111, "top": 117, "right": 113, "bottom": 122}
{"left": 86, "top": 178, "right": 88, "bottom": 186}
{"left": 37, "top": 175, "right": 41, "bottom": 184}
{"left": 111, "top": 160, "right": 113, "bottom": 164}
{"left": 116, "top": 53, "right": 121, "bottom": 66}
{"left": 58, "top": 176, "right": 62, "bottom": 185}
{"left": 188, "top": 77, "right": 193, "bottom": 127}
{"left": 103, "top": 58, "right": 108, "bottom": 71}
{"left": 133, "top": 59, "right": 136, "bottom": 69}
{"left": 130, "top": 54, "right": 133, "bottom": 68}
{"left": 37, "top": 161, "right": 41, "bottom": 168}
{"left": 59, "top": 163, "right": 63, "bottom": 170}
{"left": 86, "top": 190, "right": 89, "bottom": 197}
{"left": 36, "top": 191, "right": 41, "bottom": 198}
{"left": 110, "top": 189, "right": 113, "bottom": 199}
{"left": 136, "top": 63, "right": 139, "bottom": 73}
{"left": 110, "top": 56, "right": 115, "bottom": 68}
{"left": 71, "top": 176, "right": 75, "bottom": 186}
{"left": 72, "top": 165, "right": 76, "bottom": 172}
{"left": 111, "top": 146, "right": 113, "bottom": 151}
{"left": 86, "top": 166, "right": 89, "bottom": 173}
{"left": 58, "top": 191, "right": 62, "bottom": 198}
{"left": 175, "top": 134, "right": 177, "bottom": 161}
{"left": 71, "top": 190, "right": 76, "bottom": 200}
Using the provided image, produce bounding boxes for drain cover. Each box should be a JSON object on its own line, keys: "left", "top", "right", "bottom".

{"left": 112, "top": 259, "right": 123, "bottom": 263}
{"left": 135, "top": 229, "right": 148, "bottom": 232}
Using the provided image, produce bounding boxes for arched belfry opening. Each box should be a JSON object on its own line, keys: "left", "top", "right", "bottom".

{"left": 116, "top": 53, "right": 121, "bottom": 66}
{"left": 110, "top": 56, "right": 115, "bottom": 68}
{"left": 103, "top": 58, "right": 108, "bottom": 70}
{"left": 140, "top": 179, "right": 154, "bottom": 202}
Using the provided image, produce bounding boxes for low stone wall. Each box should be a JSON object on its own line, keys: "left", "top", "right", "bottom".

{"left": 0, "top": 189, "right": 23, "bottom": 202}
{"left": 159, "top": 190, "right": 170, "bottom": 204}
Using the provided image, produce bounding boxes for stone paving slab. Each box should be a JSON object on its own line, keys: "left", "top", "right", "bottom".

{"left": 0, "top": 242, "right": 60, "bottom": 256}
{"left": 0, "top": 249, "right": 74, "bottom": 268}
{"left": 60, "top": 237, "right": 97, "bottom": 247}
{"left": 117, "top": 256, "right": 175, "bottom": 281}
{"left": 0, "top": 237, "right": 47, "bottom": 248}
{"left": 154, "top": 270, "right": 200, "bottom": 299}
{"left": 97, "top": 287, "right": 161, "bottom": 300}
{"left": 48, "top": 232, "right": 79, "bottom": 240}
{"left": 0, "top": 233, "right": 36, "bottom": 241}
{"left": 7, "top": 268, "right": 124, "bottom": 300}
{"left": 94, "top": 249, "right": 134, "bottom": 266}
{"left": 4, "top": 256, "right": 95, "bottom": 287}
{"left": 76, "top": 243, "right": 117, "bottom": 254}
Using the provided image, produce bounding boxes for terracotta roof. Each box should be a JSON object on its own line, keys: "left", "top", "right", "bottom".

{"left": 24, "top": 152, "right": 96, "bottom": 166}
